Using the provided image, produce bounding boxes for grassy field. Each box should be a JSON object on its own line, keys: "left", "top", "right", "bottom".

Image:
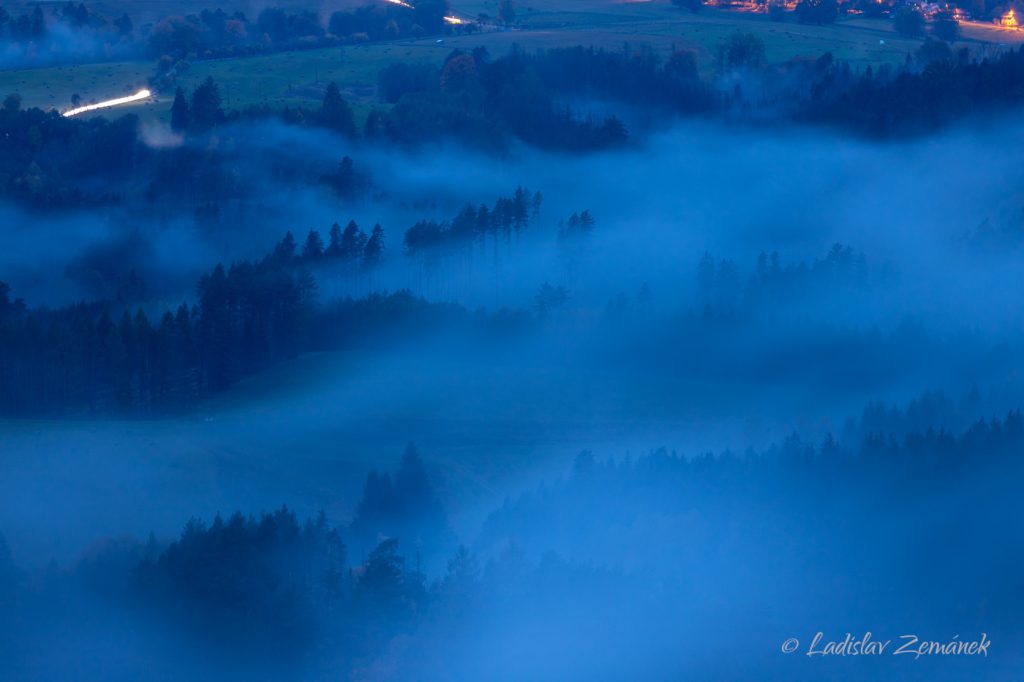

{"left": 2, "top": 0, "right": 1024, "bottom": 122}
{"left": 0, "top": 61, "right": 155, "bottom": 114}
{"left": 3, "top": 0, "right": 334, "bottom": 23}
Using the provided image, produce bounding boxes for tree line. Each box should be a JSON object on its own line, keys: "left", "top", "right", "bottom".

{"left": 694, "top": 242, "right": 873, "bottom": 313}
{"left": 0, "top": 95, "right": 141, "bottom": 207}
{"left": 3, "top": 408, "right": 1023, "bottom": 678}
{"left": 0, "top": 0, "right": 465, "bottom": 70}
{"left": 802, "top": 43, "right": 1024, "bottom": 136}
{"left": 0, "top": 81, "right": 373, "bottom": 208}
{"left": 149, "top": 0, "right": 455, "bottom": 62}
{"left": 403, "top": 186, "right": 540, "bottom": 257}
{"left": 0, "top": 231, "right": 501, "bottom": 415}
{"left": 0, "top": 2, "right": 134, "bottom": 67}
{"left": 10, "top": 40, "right": 1024, "bottom": 209}
{"left": 183, "top": 40, "right": 1024, "bottom": 148}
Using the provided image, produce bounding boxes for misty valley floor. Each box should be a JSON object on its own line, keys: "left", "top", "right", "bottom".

{"left": 4, "top": 6, "right": 1024, "bottom": 677}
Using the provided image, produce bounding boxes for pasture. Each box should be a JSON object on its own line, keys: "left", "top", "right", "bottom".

{"left": 2, "top": 0, "right": 1023, "bottom": 121}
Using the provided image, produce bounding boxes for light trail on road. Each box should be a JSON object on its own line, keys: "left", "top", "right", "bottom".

{"left": 62, "top": 89, "right": 152, "bottom": 117}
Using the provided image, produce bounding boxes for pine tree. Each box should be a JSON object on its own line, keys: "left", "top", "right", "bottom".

{"left": 0, "top": 282, "right": 25, "bottom": 321}
{"left": 170, "top": 87, "right": 190, "bottom": 132}
{"left": 531, "top": 191, "right": 543, "bottom": 225}
{"left": 475, "top": 204, "right": 491, "bottom": 241}
{"left": 512, "top": 185, "right": 530, "bottom": 233}
{"left": 451, "top": 204, "right": 477, "bottom": 242}
{"left": 320, "top": 82, "right": 356, "bottom": 137}
{"left": 364, "top": 108, "right": 390, "bottom": 139}
{"left": 578, "top": 209, "right": 595, "bottom": 232}
{"left": 357, "top": 538, "right": 405, "bottom": 607}
{"left": 303, "top": 230, "right": 325, "bottom": 261}
{"left": 340, "top": 220, "right": 365, "bottom": 264}
{"left": 190, "top": 77, "right": 223, "bottom": 130}
{"left": 363, "top": 224, "right": 385, "bottom": 270}
{"left": 274, "top": 231, "right": 297, "bottom": 263}
{"left": 327, "top": 222, "right": 343, "bottom": 258}
{"left": 30, "top": 6, "right": 45, "bottom": 39}
{"left": 114, "top": 13, "right": 133, "bottom": 36}
{"left": 443, "top": 545, "right": 480, "bottom": 590}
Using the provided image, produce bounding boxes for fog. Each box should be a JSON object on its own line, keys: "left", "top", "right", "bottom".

{"left": 0, "top": 22, "right": 138, "bottom": 70}
{"left": 2, "top": 114, "right": 1024, "bottom": 679}
{"left": 5, "top": 114, "right": 1024, "bottom": 552}
{"left": 12, "top": 116, "right": 1024, "bottom": 315}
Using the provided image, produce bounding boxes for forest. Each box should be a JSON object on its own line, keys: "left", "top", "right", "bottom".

{"left": 0, "top": 0, "right": 461, "bottom": 68}
{"left": 3, "top": 1, "right": 1024, "bottom": 680}
{"left": 2, "top": 408, "right": 1022, "bottom": 679}
{"left": 9, "top": 38, "right": 1024, "bottom": 210}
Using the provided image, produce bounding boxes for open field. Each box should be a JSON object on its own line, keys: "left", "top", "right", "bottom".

{"left": 2, "top": 0, "right": 336, "bottom": 23}
{"left": 0, "top": 42, "right": 439, "bottom": 121}
{"left": 0, "top": 61, "right": 155, "bottom": 114}
{"left": 2, "top": 0, "right": 1024, "bottom": 121}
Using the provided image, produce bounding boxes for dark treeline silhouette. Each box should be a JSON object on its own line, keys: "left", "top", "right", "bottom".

{"left": 349, "top": 443, "right": 448, "bottom": 555}
{"left": 198, "top": 40, "right": 1024, "bottom": 148}
{"left": 2, "top": 411, "right": 1023, "bottom": 679}
{"left": 0, "top": 233, "right": 519, "bottom": 415}
{"left": 365, "top": 40, "right": 1024, "bottom": 145}
{"left": 12, "top": 447, "right": 448, "bottom": 673}
{"left": 11, "top": 41, "right": 1024, "bottom": 208}
{"left": 555, "top": 209, "right": 596, "bottom": 284}
{"left": 556, "top": 209, "right": 595, "bottom": 243}
{"left": 214, "top": 47, "right": 627, "bottom": 151}
{"left": 0, "top": 0, "right": 467, "bottom": 70}
{"left": 0, "top": 83, "right": 373, "bottom": 208}
{"left": 282, "top": 220, "right": 378, "bottom": 268}
{"left": 0, "top": 253, "right": 315, "bottom": 413}
{"left": 0, "top": 6, "right": 48, "bottom": 44}
{"left": 0, "top": 2, "right": 135, "bottom": 67}
{"left": 693, "top": 242, "right": 875, "bottom": 313}
{"left": 370, "top": 46, "right": 643, "bottom": 149}
{"left": 172, "top": 41, "right": 1024, "bottom": 147}
{"left": 134, "top": 506, "right": 347, "bottom": 665}
{"left": 590, "top": 244, "right": 1004, "bottom": 400}
{"left": 147, "top": 1, "right": 474, "bottom": 95}
{"left": 149, "top": 0, "right": 457, "bottom": 63}
{"left": 270, "top": 219, "right": 386, "bottom": 295}
{"left": 529, "top": 44, "right": 716, "bottom": 114}
{"left": 404, "top": 186, "right": 538, "bottom": 257}
{"left": 801, "top": 43, "right": 1024, "bottom": 135}
{"left": 842, "top": 387, "right": 985, "bottom": 444}
{"left": 534, "top": 281, "right": 570, "bottom": 318}
{"left": 0, "top": 96, "right": 140, "bottom": 207}
{"left": 483, "top": 410, "right": 1024, "bottom": 548}
{"left": 169, "top": 75, "right": 360, "bottom": 137}
{"left": 324, "top": 0, "right": 455, "bottom": 44}
{"left": 401, "top": 188, "right": 583, "bottom": 300}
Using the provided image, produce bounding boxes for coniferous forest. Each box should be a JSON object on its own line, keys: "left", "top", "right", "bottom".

{"left": 3, "top": 1, "right": 1024, "bottom": 680}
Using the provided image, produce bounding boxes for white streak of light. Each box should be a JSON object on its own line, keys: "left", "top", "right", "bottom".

{"left": 62, "top": 89, "right": 152, "bottom": 117}
{"left": 444, "top": 15, "right": 464, "bottom": 24}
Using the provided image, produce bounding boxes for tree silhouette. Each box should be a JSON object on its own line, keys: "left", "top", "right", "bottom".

{"left": 170, "top": 87, "right": 190, "bottom": 132}
{"left": 363, "top": 224, "right": 385, "bottom": 270}
{"left": 320, "top": 81, "right": 356, "bottom": 136}
{"left": 893, "top": 5, "right": 925, "bottom": 37}
{"left": 303, "top": 230, "right": 325, "bottom": 261}
{"left": 190, "top": 77, "right": 223, "bottom": 130}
